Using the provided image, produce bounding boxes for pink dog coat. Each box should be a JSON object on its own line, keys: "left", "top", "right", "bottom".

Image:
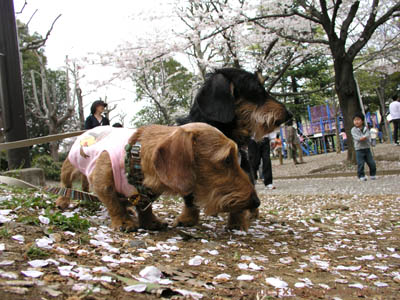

{"left": 68, "top": 126, "right": 137, "bottom": 197}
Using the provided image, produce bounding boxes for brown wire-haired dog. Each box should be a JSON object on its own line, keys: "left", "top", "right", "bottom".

{"left": 177, "top": 68, "right": 292, "bottom": 228}
{"left": 55, "top": 123, "right": 260, "bottom": 231}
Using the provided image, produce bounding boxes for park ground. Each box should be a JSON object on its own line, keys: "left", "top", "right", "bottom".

{"left": 0, "top": 143, "right": 399, "bottom": 299}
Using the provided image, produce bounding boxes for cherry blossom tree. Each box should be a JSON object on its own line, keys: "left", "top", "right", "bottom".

{"left": 246, "top": 0, "right": 400, "bottom": 161}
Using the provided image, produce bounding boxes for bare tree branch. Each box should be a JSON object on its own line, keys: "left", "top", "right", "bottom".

{"left": 20, "top": 14, "right": 62, "bottom": 51}
{"left": 16, "top": 1, "right": 28, "bottom": 14}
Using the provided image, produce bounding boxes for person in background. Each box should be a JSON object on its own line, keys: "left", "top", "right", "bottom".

{"left": 339, "top": 128, "right": 347, "bottom": 149}
{"left": 248, "top": 133, "right": 275, "bottom": 190}
{"left": 272, "top": 133, "right": 283, "bottom": 165}
{"left": 370, "top": 125, "right": 379, "bottom": 147}
{"left": 84, "top": 100, "right": 110, "bottom": 129}
{"left": 389, "top": 93, "right": 400, "bottom": 145}
{"left": 286, "top": 121, "right": 304, "bottom": 165}
{"left": 351, "top": 112, "right": 377, "bottom": 181}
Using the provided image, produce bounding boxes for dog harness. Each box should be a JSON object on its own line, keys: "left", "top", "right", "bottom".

{"left": 67, "top": 126, "right": 157, "bottom": 209}
{"left": 124, "top": 142, "right": 158, "bottom": 210}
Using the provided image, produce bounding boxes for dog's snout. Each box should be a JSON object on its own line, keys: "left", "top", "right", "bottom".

{"left": 250, "top": 191, "right": 260, "bottom": 209}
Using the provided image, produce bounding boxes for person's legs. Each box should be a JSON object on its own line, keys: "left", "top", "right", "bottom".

{"left": 365, "top": 148, "right": 377, "bottom": 177}
{"left": 261, "top": 138, "right": 273, "bottom": 186}
{"left": 248, "top": 139, "right": 261, "bottom": 180}
{"left": 356, "top": 149, "right": 366, "bottom": 179}
{"left": 290, "top": 145, "right": 298, "bottom": 164}
{"left": 297, "top": 143, "right": 304, "bottom": 163}
{"left": 277, "top": 148, "right": 283, "bottom": 165}
{"left": 393, "top": 119, "right": 400, "bottom": 144}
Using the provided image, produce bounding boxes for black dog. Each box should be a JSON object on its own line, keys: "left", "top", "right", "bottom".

{"left": 176, "top": 68, "right": 292, "bottom": 229}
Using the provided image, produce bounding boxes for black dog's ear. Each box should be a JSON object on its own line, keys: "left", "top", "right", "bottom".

{"left": 196, "top": 73, "right": 235, "bottom": 123}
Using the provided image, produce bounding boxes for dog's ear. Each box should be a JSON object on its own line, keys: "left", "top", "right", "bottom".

{"left": 196, "top": 73, "right": 235, "bottom": 123}
{"left": 153, "top": 128, "right": 194, "bottom": 195}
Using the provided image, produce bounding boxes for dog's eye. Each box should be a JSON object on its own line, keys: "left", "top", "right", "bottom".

{"left": 224, "top": 155, "right": 233, "bottom": 167}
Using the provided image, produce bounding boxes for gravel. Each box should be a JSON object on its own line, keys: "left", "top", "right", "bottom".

{"left": 258, "top": 143, "right": 400, "bottom": 195}
{"left": 257, "top": 175, "right": 400, "bottom": 195}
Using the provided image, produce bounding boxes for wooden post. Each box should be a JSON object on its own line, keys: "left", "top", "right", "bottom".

{"left": 0, "top": 0, "right": 30, "bottom": 168}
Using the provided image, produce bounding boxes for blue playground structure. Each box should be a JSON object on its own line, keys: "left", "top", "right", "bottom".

{"left": 280, "top": 102, "right": 383, "bottom": 157}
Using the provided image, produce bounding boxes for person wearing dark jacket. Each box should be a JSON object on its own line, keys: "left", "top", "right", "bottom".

{"left": 84, "top": 100, "right": 110, "bottom": 129}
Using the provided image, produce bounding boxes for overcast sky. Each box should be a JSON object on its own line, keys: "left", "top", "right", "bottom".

{"left": 14, "top": 0, "right": 171, "bottom": 126}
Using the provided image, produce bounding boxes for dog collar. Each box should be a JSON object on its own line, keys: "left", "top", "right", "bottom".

{"left": 125, "top": 141, "right": 158, "bottom": 210}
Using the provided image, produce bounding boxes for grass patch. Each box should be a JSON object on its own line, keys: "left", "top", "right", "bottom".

{"left": 18, "top": 215, "right": 40, "bottom": 226}
{"left": 26, "top": 246, "right": 49, "bottom": 259}
{"left": 0, "top": 227, "right": 11, "bottom": 238}
{"left": 268, "top": 210, "right": 279, "bottom": 216}
{"left": 45, "top": 211, "right": 91, "bottom": 233}
{"left": 79, "top": 198, "right": 102, "bottom": 215}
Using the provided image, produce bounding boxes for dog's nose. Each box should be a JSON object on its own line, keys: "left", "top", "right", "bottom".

{"left": 250, "top": 191, "right": 260, "bottom": 209}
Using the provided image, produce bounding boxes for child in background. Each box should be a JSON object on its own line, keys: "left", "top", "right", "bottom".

{"left": 370, "top": 125, "right": 379, "bottom": 147}
{"left": 351, "top": 113, "right": 377, "bottom": 181}
{"left": 273, "top": 134, "right": 283, "bottom": 165}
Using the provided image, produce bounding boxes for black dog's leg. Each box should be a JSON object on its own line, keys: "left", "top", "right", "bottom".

{"left": 239, "top": 147, "right": 255, "bottom": 184}
{"left": 238, "top": 146, "right": 259, "bottom": 219}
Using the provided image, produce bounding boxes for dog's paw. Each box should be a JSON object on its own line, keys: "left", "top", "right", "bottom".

{"left": 173, "top": 208, "right": 200, "bottom": 228}
{"left": 56, "top": 196, "right": 70, "bottom": 210}
{"left": 227, "top": 211, "right": 250, "bottom": 232}
{"left": 249, "top": 208, "right": 259, "bottom": 219}
{"left": 111, "top": 216, "right": 138, "bottom": 233}
{"left": 140, "top": 216, "right": 168, "bottom": 231}
{"left": 172, "top": 216, "right": 199, "bottom": 228}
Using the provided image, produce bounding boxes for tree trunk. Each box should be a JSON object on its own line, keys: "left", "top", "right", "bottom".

{"left": 49, "top": 141, "right": 59, "bottom": 161}
{"left": 48, "top": 125, "right": 59, "bottom": 161}
{"left": 76, "top": 87, "right": 85, "bottom": 129}
{"left": 291, "top": 75, "right": 302, "bottom": 125}
{"left": 376, "top": 82, "right": 390, "bottom": 143}
{"left": 334, "top": 58, "right": 361, "bottom": 163}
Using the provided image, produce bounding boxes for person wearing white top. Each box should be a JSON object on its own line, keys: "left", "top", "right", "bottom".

{"left": 389, "top": 93, "right": 400, "bottom": 145}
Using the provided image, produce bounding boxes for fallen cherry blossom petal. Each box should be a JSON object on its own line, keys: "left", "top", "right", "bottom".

{"left": 374, "top": 281, "right": 388, "bottom": 287}
{"left": 139, "top": 266, "right": 162, "bottom": 282}
{"left": 12, "top": 235, "right": 24, "bottom": 243}
{"left": 188, "top": 256, "right": 204, "bottom": 266}
{"left": 348, "top": 283, "right": 365, "bottom": 289}
{"left": 266, "top": 277, "right": 288, "bottom": 288}
{"left": 38, "top": 215, "right": 50, "bottom": 225}
{"left": 237, "top": 274, "right": 254, "bottom": 281}
{"left": 28, "top": 260, "right": 49, "bottom": 268}
{"left": 214, "top": 273, "right": 231, "bottom": 282}
{"left": 21, "top": 270, "right": 43, "bottom": 278}
{"left": 124, "top": 284, "right": 147, "bottom": 292}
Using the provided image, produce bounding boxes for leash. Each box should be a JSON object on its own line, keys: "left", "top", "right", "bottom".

{"left": 0, "top": 175, "right": 99, "bottom": 202}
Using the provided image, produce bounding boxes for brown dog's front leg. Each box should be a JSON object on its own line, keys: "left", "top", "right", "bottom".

{"left": 56, "top": 159, "right": 76, "bottom": 210}
{"left": 91, "top": 152, "right": 138, "bottom": 232}
{"left": 136, "top": 204, "right": 168, "bottom": 231}
{"left": 173, "top": 195, "right": 200, "bottom": 227}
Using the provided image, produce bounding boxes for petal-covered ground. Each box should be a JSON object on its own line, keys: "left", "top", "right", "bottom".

{"left": 0, "top": 144, "right": 399, "bottom": 299}
{"left": 1, "top": 183, "right": 399, "bottom": 299}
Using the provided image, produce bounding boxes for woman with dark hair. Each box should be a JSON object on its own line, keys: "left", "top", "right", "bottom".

{"left": 84, "top": 100, "right": 110, "bottom": 129}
